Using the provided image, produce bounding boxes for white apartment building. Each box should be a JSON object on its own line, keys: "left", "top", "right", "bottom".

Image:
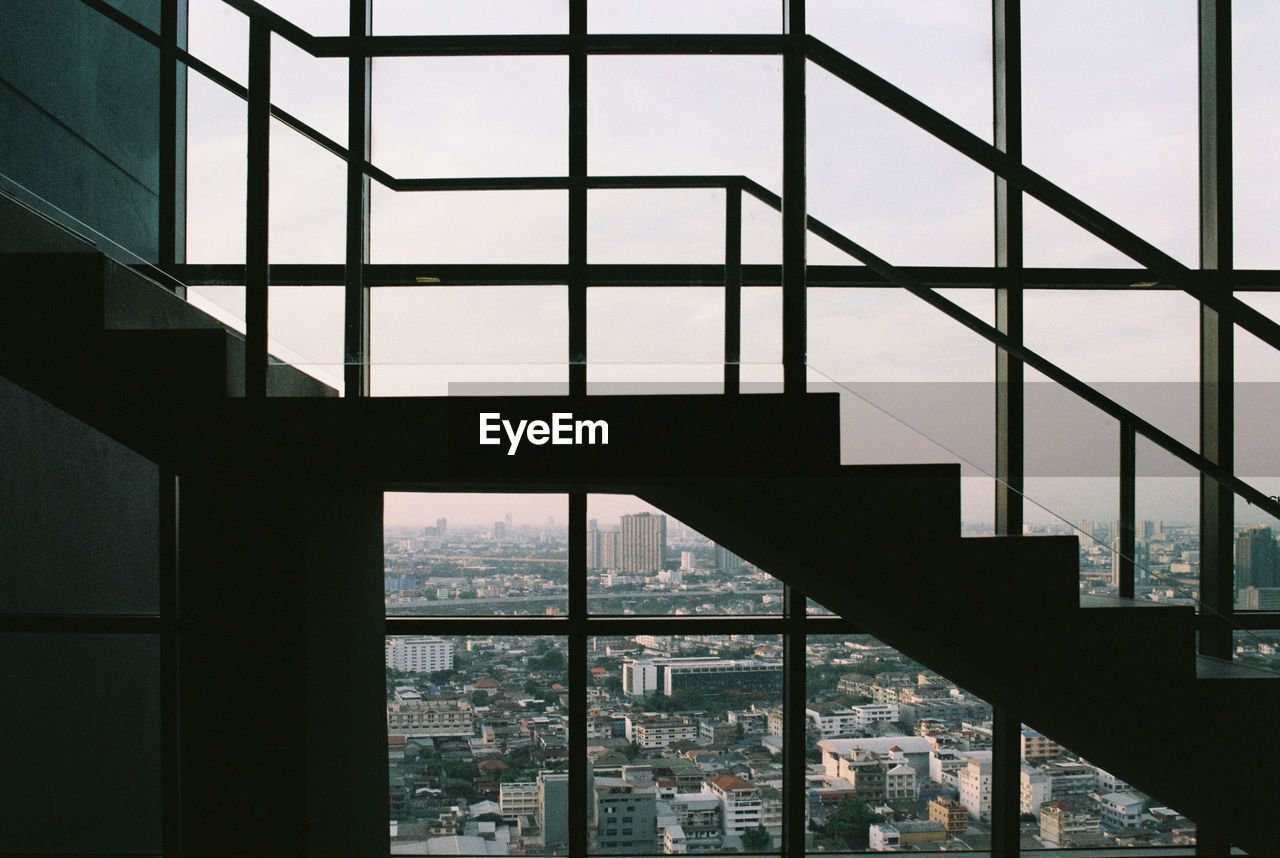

{"left": 635, "top": 717, "right": 698, "bottom": 750}
{"left": 1020, "top": 765, "right": 1052, "bottom": 816}
{"left": 704, "top": 775, "right": 761, "bottom": 835}
{"left": 500, "top": 781, "right": 539, "bottom": 817}
{"left": 805, "top": 705, "right": 860, "bottom": 738}
{"left": 959, "top": 756, "right": 993, "bottom": 821}
{"left": 385, "top": 636, "right": 454, "bottom": 673}
{"left": 622, "top": 659, "right": 660, "bottom": 697}
{"left": 851, "top": 703, "right": 900, "bottom": 731}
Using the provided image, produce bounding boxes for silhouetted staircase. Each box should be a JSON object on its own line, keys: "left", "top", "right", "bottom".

{"left": 3, "top": 191, "right": 1277, "bottom": 855}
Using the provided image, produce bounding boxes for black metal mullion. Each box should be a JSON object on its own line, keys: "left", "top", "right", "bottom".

{"left": 994, "top": 0, "right": 1023, "bottom": 541}
{"left": 569, "top": 1, "right": 588, "bottom": 398}
{"left": 159, "top": 0, "right": 186, "bottom": 284}
{"left": 1198, "top": 0, "right": 1235, "bottom": 662}
{"left": 160, "top": 470, "right": 182, "bottom": 858}
{"left": 990, "top": 705, "right": 1020, "bottom": 858}
{"left": 782, "top": 584, "right": 805, "bottom": 858}
{"left": 245, "top": 20, "right": 271, "bottom": 399}
{"left": 344, "top": 0, "right": 372, "bottom": 397}
{"left": 782, "top": 1, "right": 806, "bottom": 395}
{"left": 568, "top": 492, "right": 588, "bottom": 858}
{"left": 725, "top": 185, "right": 743, "bottom": 394}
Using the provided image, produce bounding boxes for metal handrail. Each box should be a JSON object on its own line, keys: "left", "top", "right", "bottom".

{"left": 67, "top": 0, "right": 1280, "bottom": 523}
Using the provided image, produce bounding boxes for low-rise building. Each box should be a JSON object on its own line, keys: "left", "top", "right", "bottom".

{"left": 386, "top": 699, "right": 475, "bottom": 738}
{"left": 929, "top": 796, "right": 968, "bottom": 834}
{"left": 851, "top": 703, "right": 900, "bottom": 731}
{"left": 1100, "top": 792, "right": 1143, "bottom": 829}
{"left": 1040, "top": 796, "right": 1101, "bottom": 845}
{"left": 593, "top": 777, "right": 658, "bottom": 853}
{"left": 1020, "top": 728, "right": 1064, "bottom": 762}
{"left": 805, "top": 704, "right": 860, "bottom": 738}
{"left": 499, "top": 781, "right": 538, "bottom": 818}
{"left": 635, "top": 716, "right": 699, "bottom": 750}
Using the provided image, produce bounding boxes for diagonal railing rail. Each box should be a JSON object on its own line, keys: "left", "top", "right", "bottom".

{"left": 62, "top": 0, "right": 1280, "bottom": 587}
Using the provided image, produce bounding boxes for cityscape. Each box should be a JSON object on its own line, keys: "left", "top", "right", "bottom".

{"left": 384, "top": 500, "right": 1280, "bottom": 854}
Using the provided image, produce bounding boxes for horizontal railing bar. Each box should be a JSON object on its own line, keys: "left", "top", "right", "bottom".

{"left": 385, "top": 175, "right": 747, "bottom": 192}
{"left": 309, "top": 33, "right": 788, "bottom": 59}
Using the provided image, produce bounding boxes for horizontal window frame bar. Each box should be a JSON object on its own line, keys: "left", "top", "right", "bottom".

{"left": 384, "top": 615, "right": 862, "bottom": 635}
{"left": 174, "top": 263, "right": 1280, "bottom": 290}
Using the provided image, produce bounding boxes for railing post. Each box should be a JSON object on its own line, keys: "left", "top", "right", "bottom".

{"left": 1119, "top": 420, "right": 1136, "bottom": 598}
{"left": 782, "top": 1, "right": 806, "bottom": 395}
{"left": 344, "top": 0, "right": 372, "bottom": 397}
{"left": 725, "top": 184, "right": 742, "bottom": 394}
{"left": 245, "top": 18, "right": 271, "bottom": 398}
{"left": 994, "top": 0, "right": 1023, "bottom": 540}
{"left": 1198, "top": 0, "right": 1234, "bottom": 660}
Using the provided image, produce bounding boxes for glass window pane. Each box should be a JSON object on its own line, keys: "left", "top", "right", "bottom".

{"left": 589, "top": 1, "right": 782, "bottom": 34}
{"left": 186, "top": 71, "right": 247, "bottom": 264}
{"left": 808, "top": 634, "right": 991, "bottom": 852}
{"left": 385, "top": 493, "right": 568, "bottom": 616}
{"left": 371, "top": 286, "right": 568, "bottom": 396}
{"left": 375, "top": 0, "right": 568, "bottom": 35}
{"left": 1023, "top": 1, "right": 1198, "bottom": 268}
{"left": 371, "top": 187, "right": 567, "bottom": 265}
{"left": 807, "top": 0, "right": 992, "bottom": 140}
{"left": 388, "top": 634, "right": 569, "bottom": 854}
{"left": 808, "top": 62, "right": 993, "bottom": 267}
{"left": 589, "top": 56, "right": 782, "bottom": 188}
{"left": 372, "top": 57, "right": 567, "bottom": 179}
{"left": 589, "top": 633, "right": 783, "bottom": 854}
{"left": 586, "top": 495, "right": 784, "bottom": 616}
{"left": 1019, "top": 722, "right": 1194, "bottom": 849}
{"left": 588, "top": 287, "right": 723, "bottom": 393}
{"left": 1233, "top": 1, "right": 1280, "bottom": 268}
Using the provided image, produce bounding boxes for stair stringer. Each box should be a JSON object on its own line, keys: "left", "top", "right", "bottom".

{"left": 642, "top": 470, "right": 1280, "bottom": 855}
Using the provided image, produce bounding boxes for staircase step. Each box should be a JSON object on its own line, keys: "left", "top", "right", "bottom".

{"left": 1196, "top": 654, "right": 1280, "bottom": 679}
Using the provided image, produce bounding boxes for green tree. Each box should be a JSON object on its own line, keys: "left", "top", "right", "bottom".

{"left": 472, "top": 689, "right": 490, "bottom": 705}
{"left": 820, "top": 797, "right": 882, "bottom": 850}
{"left": 742, "top": 825, "right": 772, "bottom": 851}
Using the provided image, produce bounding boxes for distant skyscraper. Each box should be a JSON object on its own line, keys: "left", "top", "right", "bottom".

{"left": 505, "top": 511, "right": 513, "bottom": 528}
{"left": 586, "top": 519, "right": 600, "bottom": 569}
{"left": 716, "top": 543, "right": 745, "bottom": 572}
{"left": 601, "top": 529, "right": 620, "bottom": 569}
{"left": 539, "top": 771, "right": 569, "bottom": 850}
{"left": 620, "top": 512, "right": 666, "bottom": 573}
{"left": 493, "top": 521, "right": 507, "bottom": 540}
{"left": 1237, "top": 525, "right": 1280, "bottom": 590}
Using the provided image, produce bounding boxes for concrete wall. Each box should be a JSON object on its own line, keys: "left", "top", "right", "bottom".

{"left": 0, "top": 376, "right": 162, "bottom": 853}
{"left": 0, "top": 0, "right": 163, "bottom": 260}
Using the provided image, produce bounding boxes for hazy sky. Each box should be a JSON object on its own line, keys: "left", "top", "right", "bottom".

{"left": 174, "top": 0, "right": 1279, "bottom": 528}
